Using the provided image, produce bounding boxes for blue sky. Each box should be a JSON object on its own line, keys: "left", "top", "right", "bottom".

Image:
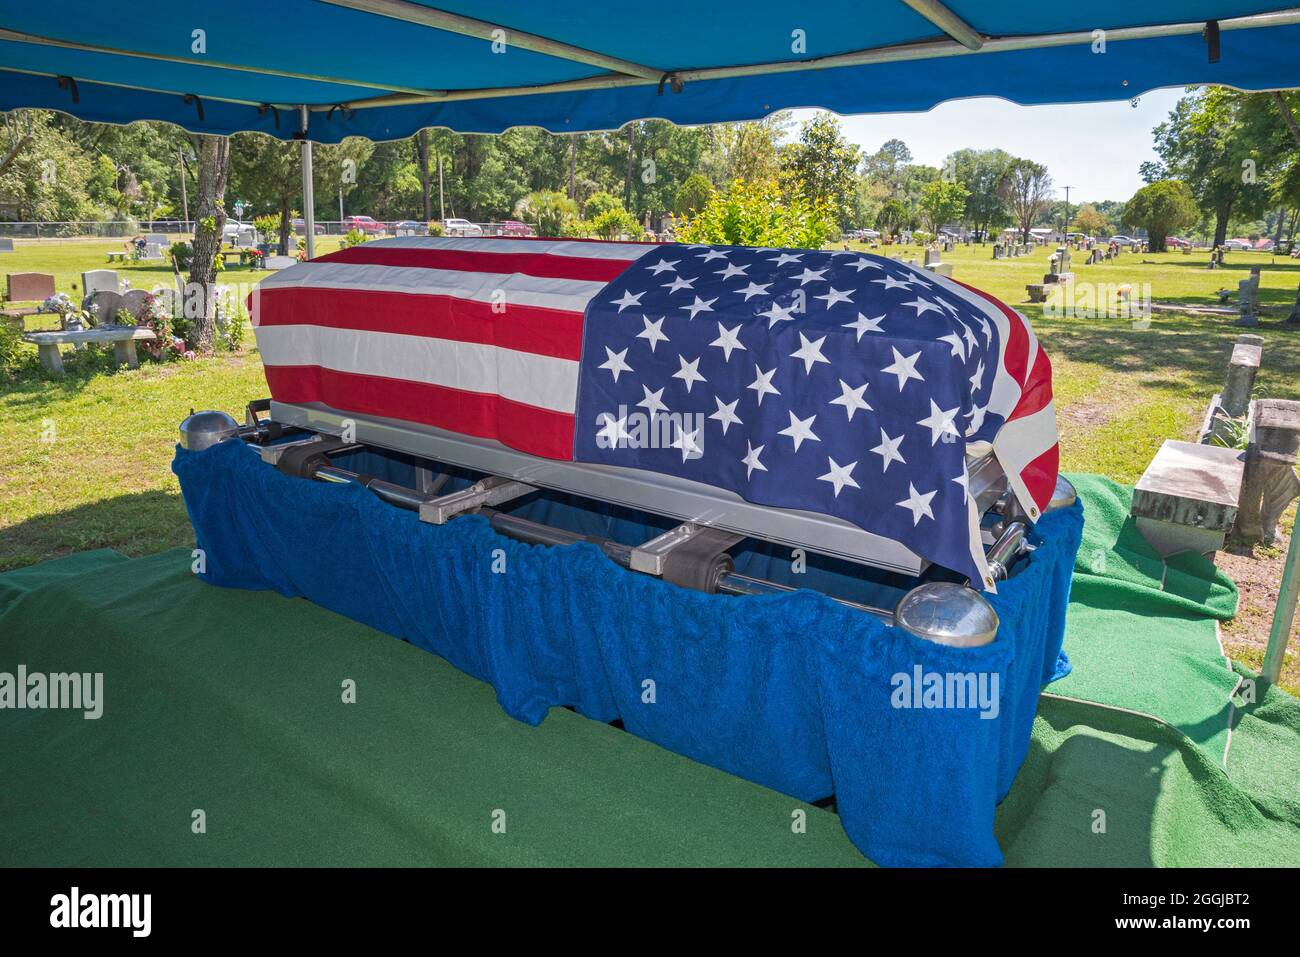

{"left": 790, "top": 86, "right": 1186, "bottom": 206}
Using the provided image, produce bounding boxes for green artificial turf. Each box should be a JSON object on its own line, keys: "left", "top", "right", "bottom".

{"left": 2, "top": 538, "right": 1298, "bottom": 867}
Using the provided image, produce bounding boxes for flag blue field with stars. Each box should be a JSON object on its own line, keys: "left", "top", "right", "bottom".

{"left": 572, "top": 242, "right": 1033, "bottom": 584}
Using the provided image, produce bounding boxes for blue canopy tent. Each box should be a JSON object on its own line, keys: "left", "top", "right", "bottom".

{"left": 3, "top": 2, "right": 1300, "bottom": 142}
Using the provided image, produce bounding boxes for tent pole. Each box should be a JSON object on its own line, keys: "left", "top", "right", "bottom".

{"left": 1263, "top": 523, "right": 1300, "bottom": 685}
{"left": 300, "top": 106, "right": 316, "bottom": 261}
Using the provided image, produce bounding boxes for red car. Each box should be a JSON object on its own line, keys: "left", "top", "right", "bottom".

{"left": 499, "top": 220, "right": 536, "bottom": 237}
{"left": 1166, "top": 236, "right": 1192, "bottom": 248}
{"left": 341, "top": 215, "right": 385, "bottom": 234}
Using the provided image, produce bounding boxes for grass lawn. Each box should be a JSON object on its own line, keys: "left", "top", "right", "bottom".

{"left": 2, "top": 238, "right": 1297, "bottom": 692}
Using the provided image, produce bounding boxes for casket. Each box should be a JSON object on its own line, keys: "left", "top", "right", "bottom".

{"left": 175, "top": 236, "right": 1084, "bottom": 866}
{"left": 239, "top": 237, "right": 1061, "bottom": 599}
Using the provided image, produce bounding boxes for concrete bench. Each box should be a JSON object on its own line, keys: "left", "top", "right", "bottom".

{"left": 1131, "top": 439, "right": 1245, "bottom": 558}
{"left": 23, "top": 326, "right": 157, "bottom": 374}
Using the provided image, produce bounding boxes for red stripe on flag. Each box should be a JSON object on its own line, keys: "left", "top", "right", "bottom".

{"left": 1008, "top": 344, "right": 1053, "bottom": 422}
{"left": 264, "top": 365, "right": 575, "bottom": 460}
{"left": 316, "top": 245, "right": 638, "bottom": 284}
{"left": 952, "top": 279, "right": 1030, "bottom": 386}
{"left": 1020, "top": 443, "right": 1060, "bottom": 511}
{"left": 255, "top": 286, "right": 585, "bottom": 361}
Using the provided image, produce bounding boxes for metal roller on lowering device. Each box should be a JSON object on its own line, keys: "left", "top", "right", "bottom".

{"left": 180, "top": 407, "right": 1077, "bottom": 648}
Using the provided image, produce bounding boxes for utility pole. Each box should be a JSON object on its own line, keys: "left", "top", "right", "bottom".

{"left": 1061, "top": 185, "right": 1074, "bottom": 240}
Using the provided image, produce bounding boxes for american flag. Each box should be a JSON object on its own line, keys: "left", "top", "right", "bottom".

{"left": 252, "top": 237, "right": 1057, "bottom": 587}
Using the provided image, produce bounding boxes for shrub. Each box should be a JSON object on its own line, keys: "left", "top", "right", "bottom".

{"left": 675, "top": 178, "right": 837, "bottom": 249}
{"left": 342, "top": 228, "right": 369, "bottom": 248}
{"left": 169, "top": 241, "right": 193, "bottom": 270}
{"left": 427, "top": 221, "right": 444, "bottom": 237}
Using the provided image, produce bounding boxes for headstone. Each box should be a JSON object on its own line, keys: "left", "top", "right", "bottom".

{"left": 82, "top": 269, "right": 119, "bottom": 297}
{"left": 1131, "top": 439, "right": 1246, "bottom": 558}
{"left": 1237, "top": 267, "right": 1261, "bottom": 326}
{"left": 1220, "top": 334, "right": 1263, "bottom": 419}
{"left": 992, "top": 243, "right": 1004, "bottom": 260}
{"left": 924, "top": 248, "right": 941, "bottom": 266}
{"left": 5, "top": 272, "right": 56, "bottom": 302}
{"left": 1234, "top": 399, "right": 1300, "bottom": 544}
{"left": 87, "top": 290, "right": 127, "bottom": 325}
{"left": 925, "top": 261, "right": 954, "bottom": 278}
{"left": 1025, "top": 284, "right": 1050, "bottom": 303}
{"left": 264, "top": 255, "right": 298, "bottom": 270}
{"left": 121, "top": 289, "right": 152, "bottom": 323}
{"left": 0, "top": 238, "right": 13, "bottom": 253}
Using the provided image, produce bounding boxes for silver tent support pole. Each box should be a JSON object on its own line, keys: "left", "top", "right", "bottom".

{"left": 1263, "top": 525, "right": 1300, "bottom": 685}
{"left": 300, "top": 105, "right": 316, "bottom": 261}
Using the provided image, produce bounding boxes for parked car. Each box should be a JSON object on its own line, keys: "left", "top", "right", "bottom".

{"left": 1164, "top": 236, "right": 1192, "bottom": 248}
{"left": 390, "top": 220, "right": 427, "bottom": 235}
{"left": 341, "top": 215, "right": 385, "bottom": 234}
{"left": 222, "top": 221, "right": 257, "bottom": 246}
{"left": 292, "top": 217, "right": 326, "bottom": 236}
{"left": 498, "top": 220, "right": 535, "bottom": 237}
{"left": 149, "top": 219, "right": 186, "bottom": 233}
{"left": 1222, "top": 238, "right": 1253, "bottom": 251}
{"left": 443, "top": 218, "right": 484, "bottom": 237}
{"left": 1108, "top": 235, "right": 1139, "bottom": 247}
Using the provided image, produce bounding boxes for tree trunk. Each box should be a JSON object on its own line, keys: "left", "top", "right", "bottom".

{"left": 187, "top": 134, "right": 231, "bottom": 355}
{"left": 623, "top": 123, "right": 639, "bottom": 209}
{"left": 1212, "top": 203, "right": 1232, "bottom": 249}
{"left": 416, "top": 130, "right": 431, "bottom": 222}
{"left": 1271, "top": 92, "right": 1300, "bottom": 150}
{"left": 278, "top": 196, "right": 291, "bottom": 256}
{"left": 568, "top": 136, "right": 576, "bottom": 200}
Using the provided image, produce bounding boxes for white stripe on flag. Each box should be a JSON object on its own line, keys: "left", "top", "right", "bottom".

{"left": 365, "top": 236, "right": 660, "bottom": 260}
{"left": 993, "top": 400, "right": 1058, "bottom": 507}
{"left": 255, "top": 261, "right": 607, "bottom": 314}
{"left": 255, "top": 324, "right": 580, "bottom": 413}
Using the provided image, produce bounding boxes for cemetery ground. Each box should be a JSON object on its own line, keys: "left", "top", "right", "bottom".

{"left": 1, "top": 238, "right": 1297, "bottom": 691}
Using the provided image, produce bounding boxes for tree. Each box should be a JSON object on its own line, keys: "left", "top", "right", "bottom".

{"left": 918, "top": 179, "right": 969, "bottom": 236}
{"left": 1147, "top": 89, "right": 1279, "bottom": 248}
{"left": 513, "top": 190, "right": 578, "bottom": 236}
{"left": 187, "top": 134, "right": 231, "bottom": 355}
{"left": 1001, "top": 159, "right": 1053, "bottom": 244}
{"left": 674, "top": 173, "right": 713, "bottom": 216}
{"left": 876, "top": 199, "right": 906, "bottom": 238}
{"left": 861, "top": 138, "right": 913, "bottom": 198}
{"left": 1122, "top": 180, "right": 1198, "bottom": 252}
{"left": 779, "top": 113, "right": 861, "bottom": 225}
{"left": 944, "top": 148, "right": 1014, "bottom": 241}
{"left": 1071, "top": 203, "right": 1109, "bottom": 236}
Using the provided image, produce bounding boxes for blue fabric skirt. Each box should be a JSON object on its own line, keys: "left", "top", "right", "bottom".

{"left": 175, "top": 440, "right": 1083, "bottom": 866}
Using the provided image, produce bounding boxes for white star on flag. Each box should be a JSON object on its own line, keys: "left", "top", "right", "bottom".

{"left": 647, "top": 258, "right": 679, "bottom": 275}
{"left": 673, "top": 354, "right": 706, "bottom": 393}
{"left": 680, "top": 296, "right": 717, "bottom": 319}
{"left": 611, "top": 289, "right": 643, "bottom": 312}
{"left": 850, "top": 257, "right": 882, "bottom": 271}
{"left": 698, "top": 248, "right": 730, "bottom": 262}
{"left": 596, "top": 412, "right": 628, "bottom": 447}
{"left": 843, "top": 313, "right": 884, "bottom": 340}
{"left": 953, "top": 470, "right": 970, "bottom": 502}
{"left": 599, "top": 346, "right": 632, "bottom": 382}
{"left": 871, "top": 428, "right": 906, "bottom": 472}
{"left": 814, "top": 287, "right": 854, "bottom": 308}
{"left": 790, "top": 332, "right": 830, "bottom": 374}
{"left": 896, "top": 483, "right": 937, "bottom": 525}
{"left": 637, "top": 384, "right": 668, "bottom": 417}
{"left": 768, "top": 252, "right": 801, "bottom": 266}
{"left": 709, "top": 322, "right": 746, "bottom": 361}
{"left": 747, "top": 365, "right": 780, "bottom": 405}
{"left": 917, "top": 399, "right": 960, "bottom": 445}
{"left": 637, "top": 315, "right": 669, "bottom": 352}
{"left": 758, "top": 300, "right": 796, "bottom": 328}
{"left": 872, "top": 275, "right": 912, "bottom": 291}
{"left": 902, "top": 296, "right": 942, "bottom": 317}
{"left": 829, "top": 379, "right": 872, "bottom": 420}
{"left": 938, "top": 331, "right": 966, "bottom": 359}
{"left": 881, "top": 347, "right": 924, "bottom": 390}
{"left": 969, "top": 360, "right": 985, "bottom": 392}
{"left": 672, "top": 424, "right": 704, "bottom": 461}
{"left": 742, "top": 440, "right": 767, "bottom": 479}
{"left": 778, "top": 410, "right": 820, "bottom": 451}
{"left": 795, "top": 267, "right": 827, "bottom": 286}
{"left": 817, "top": 457, "right": 861, "bottom": 497}
{"left": 709, "top": 396, "right": 743, "bottom": 435}
{"left": 735, "top": 281, "right": 772, "bottom": 301}
{"left": 716, "top": 262, "right": 748, "bottom": 280}
{"left": 662, "top": 275, "right": 696, "bottom": 294}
